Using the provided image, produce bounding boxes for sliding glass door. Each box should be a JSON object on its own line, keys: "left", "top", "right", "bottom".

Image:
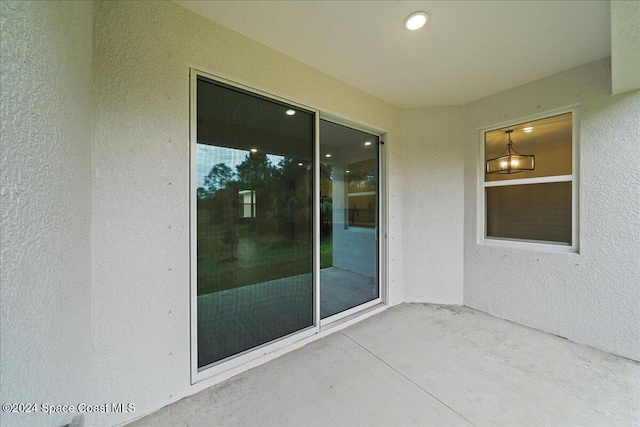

{"left": 319, "top": 120, "right": 380, "bottom": 321}
{"left": 194, "top": 75, "right": 315, "bottom": 369}
{"left": 191, "top": 70, "right": 384, "bottom": 378}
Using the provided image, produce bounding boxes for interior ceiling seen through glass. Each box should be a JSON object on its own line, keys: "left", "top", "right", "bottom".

{"left": 197, "top": 76, "right": 313, "bottom": 160}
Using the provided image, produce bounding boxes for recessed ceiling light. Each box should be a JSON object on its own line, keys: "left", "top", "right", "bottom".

{"left": 325, "top": 154, "right": 332, "bottom": 158}
{"left": 346, "top": 170, "right": 350, "bottom": 173}
{"left": 404, "top": 11, "right": 428, "bottom": 31}
{"left": 250, "top": 148, "right": 258, "bottom": 153}
{"left": 523, "top": 127, "right": 533, "bottom": 133}
{"left": 298, "top": 162, "right": 303, "bottom": 166}
{"left": 364, "top": 141, "right": 372, "bottom": 146}
{"left": 286, "top": 109, "right": 296, "bottom": 116}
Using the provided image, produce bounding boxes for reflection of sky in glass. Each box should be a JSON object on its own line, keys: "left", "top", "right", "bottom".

{"left": 196, "top": 144, "right": 283, "bottom": 188}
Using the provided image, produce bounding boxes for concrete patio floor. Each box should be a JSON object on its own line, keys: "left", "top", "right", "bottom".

{"left": 131, "top": 304, "right": 639, "bottom": 426}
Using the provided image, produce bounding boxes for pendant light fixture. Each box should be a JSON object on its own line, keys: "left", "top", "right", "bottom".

{"left": 486, "top": 130, "right": 535, "bottom": 174}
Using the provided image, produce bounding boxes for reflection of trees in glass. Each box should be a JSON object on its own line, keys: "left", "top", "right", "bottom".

{"left": 204, "top": 163, "right": 235, "bottom": 194}
{"left": 348, "top": 170, "right": 375, "bottom": 192}
{"left": 320, "top": 163, "right": 332, "bottom": 238}
{"left": 321, "top": 163, "right": 332, "bottom": 184}
{"left": 199, "top": 151, "right": 312, "bottom": 241}
{"left": 347, "top": 159, "right": 376, "bottom": 193}
{"left": 213, "top": 181, "right": 240, "bottom": 261}
{"left": 236, "top": 153, "right": 277, "bottom": 236}
{"left": 237, "top": 153, "right": 276, "bottom": 191}
{"left": 320, "top": 199, "right": 332, "bottom": 237}
{"left": 196, "top": 148, "right": 323, "bottom": 294}
{"left": 269, "top": 157, "right": 312, "bottom": 241}
{"left": 197, "top": 187, "right": 208, "bottom": 200}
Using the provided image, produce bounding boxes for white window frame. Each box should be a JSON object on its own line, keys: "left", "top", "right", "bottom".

{"left": 477, "top": 106, "right": 579, "bottom": 253}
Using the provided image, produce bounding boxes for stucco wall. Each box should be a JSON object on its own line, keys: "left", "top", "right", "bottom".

{"left": 91, "top": 1, "right": 403, "bottom": 425}
{"left": 611, "top": 0, "right": 640, "bottom": 95}
{"left": 463, "top": 57, "right": 640, "bottom": 361}
{"left": 401, "top": 106, "right": 465, "bottom": 303}
{"left": 0, "top": 1, "right": 94, "bottom": 426}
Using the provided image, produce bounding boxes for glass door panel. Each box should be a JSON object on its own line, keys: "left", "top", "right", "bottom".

{"left": 319, "top": 120, "right": 379, "bottom": 319}
{"left": 195, "top": 76, "right": 314, "bottom": 368}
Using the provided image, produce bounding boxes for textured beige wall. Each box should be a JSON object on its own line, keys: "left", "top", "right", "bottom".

{"left": 0, "top": 1, "right": 94, "bottom": 426}
{"left": 91, "top": 1, "right": 403, "bottom": 425}
{"left": 611, "top": 0, "right": 640, "bottom": 95}
{"left": 463, "top": 58, "right": 640, "bottom": 361}
{"left": 401, "top": 106, "right": 465, "bottom": 304}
